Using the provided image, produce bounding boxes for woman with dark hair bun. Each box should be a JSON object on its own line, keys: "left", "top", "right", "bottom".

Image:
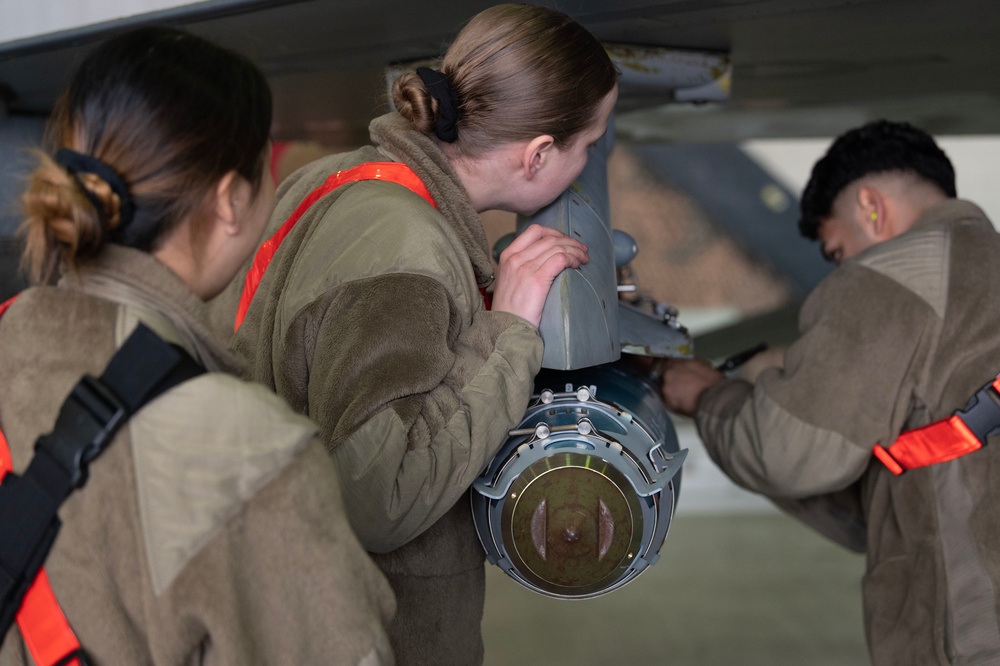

{"left": 230, "top": 4, "right": 618, "bottom": 664}
{"left": 0, "top": 27, "right": 394, "bottom": 664}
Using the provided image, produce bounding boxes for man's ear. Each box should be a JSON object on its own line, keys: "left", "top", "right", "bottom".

{"left": 212, "top": 171, "right": 243, "bottom": 236}
{"left": 522, "top": 135, "right": 555, "bottom": 180}
{"left": 857, "top": 185, "right": 888, "bottom": 237}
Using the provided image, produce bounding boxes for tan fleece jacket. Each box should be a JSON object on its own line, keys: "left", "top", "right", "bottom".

{"left": 0, "top": 246, "right": 395, "bottom": 665}
{"left": 230, "top": 113, "right": 544, "bottom": 665}
{"left": 696, "top": 200, "right": 1000, "bottom": 665}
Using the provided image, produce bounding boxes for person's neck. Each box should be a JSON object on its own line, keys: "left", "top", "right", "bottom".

{"left": 446, "top": 145, "right": 515, "bottom": 213}
{"left": 890, "top": 190, "right": 948, "bottom": 237}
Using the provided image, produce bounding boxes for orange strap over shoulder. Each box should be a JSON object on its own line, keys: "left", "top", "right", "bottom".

{"left": 873, "top": 376, "right": 1000, "bottom": 475}
{"left": 234, "top": 162, "right": 436, "bottom": 330}
{"left": 0, "top": 295, "right": 85, "bottom": 666}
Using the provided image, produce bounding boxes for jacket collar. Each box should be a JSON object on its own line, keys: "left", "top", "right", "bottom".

{"left": 61, "top": 245, "right": 242, "bottom": 374}
{"left": 369, "top": 112, "right": 495, "bottom": 288}
{"left": 911, "top": 198, "right": 993, "bottom": 232}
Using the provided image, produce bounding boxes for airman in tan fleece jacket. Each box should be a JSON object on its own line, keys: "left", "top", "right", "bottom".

{"left": 661, "top": 120, "right": 1000, "bottom": 665}
{"left": 232, "top": 113, "right": 545, "bottom": 665}
{"left": 0, "top": 247, "right": 396, "bottom": 664}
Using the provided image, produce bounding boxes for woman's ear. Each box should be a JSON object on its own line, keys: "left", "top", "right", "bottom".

{"left": 521, "top": 135, "right": 555, "bottom": 180}
{"left": 212, "top": 171, "right": 244, "bottom": 236}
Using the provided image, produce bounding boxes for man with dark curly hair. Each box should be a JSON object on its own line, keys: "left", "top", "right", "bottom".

{"left": 659, "top": 120, "right": 1000, "bottom": 665}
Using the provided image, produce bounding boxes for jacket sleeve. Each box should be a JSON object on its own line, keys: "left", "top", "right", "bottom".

{"left": 695, "top": 263, "right": 937, "bottom": 499}
{"left": 769, "top": 488, "right": 867, "bottom": 552}
{"left": 288, "top": 271, "right": 542, "bottom": 553}
{"left": 123, "top": 374, "right": 396, "bottom": 665}
{"left": 180, "top": 442, "right": 396, "bottom": 665}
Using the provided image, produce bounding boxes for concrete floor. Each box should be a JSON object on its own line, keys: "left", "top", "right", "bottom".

{"left": 481, "top": 424, "right": 870, "bottom": 666}
{"left": 482, "top": 512, "right": 868, "bottom": 666}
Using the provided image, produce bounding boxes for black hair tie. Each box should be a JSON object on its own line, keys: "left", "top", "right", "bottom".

{"left": 416, "top": 67, "right": 460, "bottom": 143}
{"left": 54, "top": 148, "right": 136, "bottom": 234}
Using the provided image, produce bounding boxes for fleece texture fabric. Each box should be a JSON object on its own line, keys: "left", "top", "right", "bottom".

{"left": 696, "top": 199, "right": 1000, "bottom": 665}
{"left": 230, "top": 112, "right": 544, "bottom": 665}
{"left": 0, "top": 246, "right": 395, "bottom": 665}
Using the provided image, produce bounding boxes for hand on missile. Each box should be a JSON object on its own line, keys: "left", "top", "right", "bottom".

{"left": 658, "top": 358, "right": 724, "bottom": 417}
{"left": 491, "top": 224, "right": 589, "bottom": 327}
{"left": 657, "top": 344, "right": 766, "bottom": 416}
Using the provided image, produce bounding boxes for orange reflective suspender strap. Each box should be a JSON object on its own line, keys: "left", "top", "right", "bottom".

{"left": 873, "top": 416, "right": 984, "bottom": 475}
{"left": 0, "top": 436, "right": 10, "bottom": 483}
{"left": 0, "top": 296, "right": 85, "bottom": 666}
{"left": 2, "top": 447, "right": 83, "bottom": 666}
{"left": 12, "top": 570, "right": 83, "bottom": 666}
{"left": 873, "top": 376, "right": 1000, "bottom": 475}
{"left": 234, "top": 162, "right": 437, "bottom": 330}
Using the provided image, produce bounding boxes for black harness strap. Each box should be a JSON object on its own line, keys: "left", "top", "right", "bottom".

{"left": 0, "top": 323, "right": 204, "bottom": 640}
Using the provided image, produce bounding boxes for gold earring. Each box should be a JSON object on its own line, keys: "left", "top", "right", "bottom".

{"left": 870, "top": 212, "right": 877, "bottom": 221}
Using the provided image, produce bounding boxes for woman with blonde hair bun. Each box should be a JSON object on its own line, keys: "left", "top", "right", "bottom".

{"left": 231, "top": 4, "right": 618, "bottom": 663}
{"left": 0, "top": 26, "right": 394, "bottom": 664}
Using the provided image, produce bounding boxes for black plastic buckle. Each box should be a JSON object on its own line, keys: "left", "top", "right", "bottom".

{"left": 36, "top": 375, "right": 127, "bottom": 489}
{"left": 956, "top": 380, "right": 1000, "bottom": 445}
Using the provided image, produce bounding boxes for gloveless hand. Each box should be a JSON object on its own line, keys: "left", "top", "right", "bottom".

{"left": 491, "top": 224, "right": 588, "bottom": 327}
{"left": 659, "top": 358, "right": 725, "bottom": 417}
